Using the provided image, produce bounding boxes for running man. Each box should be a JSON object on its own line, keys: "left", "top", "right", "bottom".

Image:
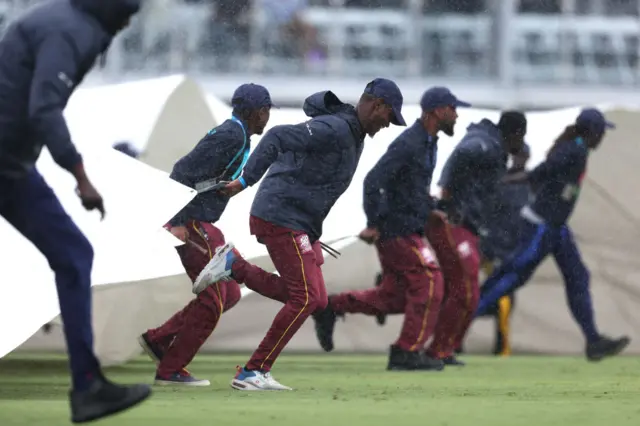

{"left": 138, "top": 84, "right": 273, "bottom": 386}
{"left": 425, "top": 111, "right": 527, "bottom": 366}
{"left": 201, "top": 79, "right": 406, "bottom": 390}
{"left": 313, "top": 87, "right": 470, "bottom": 371}
{"left": 476, "top": 108, "right": 630, "bottom": 361}
{"left": 0, "top": 0, "right": 150, "bottom": 422}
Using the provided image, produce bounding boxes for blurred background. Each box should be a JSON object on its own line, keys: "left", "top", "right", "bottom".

{"left": 1, "top": 0, "right": 638, "bottom": 108}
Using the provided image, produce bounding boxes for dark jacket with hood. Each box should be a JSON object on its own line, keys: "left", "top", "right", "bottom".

{"left": 438, "top": 119, "right": 508, "bottom": 236}
{"left": 0, "top": 0, "right": 140, "bottom": 179}
{"left": 241, "top": 91, "right": 365, "bottom": 241}
{"left": 364, "top": 120, "right": 437, "bottom": 240}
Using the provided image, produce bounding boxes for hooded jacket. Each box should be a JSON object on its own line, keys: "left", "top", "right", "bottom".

{"left": 438, "top": 119, "right": 508, "bottom": 236}
{"left": 241, "top": 91, "right": 365, "bottom": 241}
{"left": 0, "top": 0, "right": 140, "bottom": 178}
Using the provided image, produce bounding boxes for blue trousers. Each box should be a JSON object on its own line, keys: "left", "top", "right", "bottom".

{"left": 476, "top": 220, "right": 599, "bottom": 343}
{"left": 0, "top": 169, "right": 99, "bottom": 390}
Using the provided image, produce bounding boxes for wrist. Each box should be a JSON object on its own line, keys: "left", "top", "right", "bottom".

{"left": 238, "top": 176, "right": 247, "bottom": 189}
{"left": 72, "top": 162, "right": 88, "bottom": 184}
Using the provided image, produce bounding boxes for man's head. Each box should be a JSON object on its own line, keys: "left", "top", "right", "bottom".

{"left": 356, "top": 78, "right": 406, "bottom": 138}
{"left": 231, "top": 83, "right": 275, "bottom": 135}
{"left": 71, "top": 0, "right": 141, "bottom": 35}
{"left": 511, "top": 142, "right": 530, "bottom": 171}
{"left": 420, "top": 87, "right": 470, "bottom": 137}
{"left": 575, "top": 108, "right": 615, "bottom": 150}
{"left": 497, "top": 111, "right": 527, "bottom": 155}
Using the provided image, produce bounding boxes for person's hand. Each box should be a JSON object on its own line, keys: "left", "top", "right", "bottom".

{"left": 76, "top": 179, "right": 105, "bottom": 219}
{"left": 219, "top": 179, "right": 245, "bottom": 197}
{"left": 169, "top": 226, "right": 189, "bottom": 242}
{"left": 359, "top": 227, "right": 380, "bottom": 245}
{"left": 427, "top": 209, "right": 447, "bottom": 228}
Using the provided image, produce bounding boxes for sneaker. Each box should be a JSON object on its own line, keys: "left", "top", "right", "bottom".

{"left": 70, "top": 375, "right": 151, "bottom": 423}
{"left": 586, "top": 335, "right": 630, "bottom": 362}
{"left": 137, "top": 332, "right": 164, "bottom": 363}
{"left": 313, "top": 304, "right": 339, "bottom": 352}
{"left": 192, "top": 242, "right": 237, "bottom": 294}
{"left": 442, "top": 356, "right": 465, "bottom": 367}
{"left": 387, "top": 345, "right": 444, "bottom": 371}
{"left": 154, "top": 370, "right": 210, "bottom": 387}
{"left": 230, "top": 366, "right": 292, "bottom": 391}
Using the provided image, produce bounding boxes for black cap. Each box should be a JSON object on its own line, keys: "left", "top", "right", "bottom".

{"left": 231, "top": 83, "right": 276, "bottom": 110}
{"left": 363, "top": 78, "right": 406, "bottom": 126}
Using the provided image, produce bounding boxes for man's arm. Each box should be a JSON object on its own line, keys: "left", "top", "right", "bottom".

{"left": 28, "top": 34, "right": 84, "bottom": 180}
{"left": 239, "top": 119, "right": 337, "bottom": 188}
{"left": 363, "top": 141, "right": 407, "bottom": 229}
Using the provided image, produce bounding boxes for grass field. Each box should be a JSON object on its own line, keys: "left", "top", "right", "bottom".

{"left": 1, "top": 353, "right": 639, "bottom": 426}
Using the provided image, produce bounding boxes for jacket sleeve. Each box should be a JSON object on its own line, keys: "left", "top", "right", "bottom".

{"left": 363, "top": 141, "right": 408, "bottom": 229}
{"left": 438, "top": 143, "right": 476, "bottom": 196}
{"left": 29, "top": 34, "right": 84, "bottom": 173}
{"left": 528, "top": 143, "right": 582, "bottom": 185}
{"left": 241, "top": 119, "right": 338, "bottom": 187}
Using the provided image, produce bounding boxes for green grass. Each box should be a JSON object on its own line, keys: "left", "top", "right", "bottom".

{"left": 1, "top": 353, "right": 639, "bottom": 426}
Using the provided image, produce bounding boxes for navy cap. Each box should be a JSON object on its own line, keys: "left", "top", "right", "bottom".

{"left": 231, "top": 83, "right": 276, "bottom": 110}
{"left": 576, "top": 108, "right": 615, "bottom": 136}
{"left": 421, "top": 87, "right": 471, "bottom": 111}
{"left": 364, "top": 78, "right": 406, "bottom": 126}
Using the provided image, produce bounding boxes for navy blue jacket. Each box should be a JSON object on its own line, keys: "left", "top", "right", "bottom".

{"left": 480, "top": 167, "right": 531, "bottom": 261}
{"left": 528, "top": 137, "right": 588, "bottom": 226}
{"left": 169, "top": 118, "right": 251, "bottom": 227}
{"left": 241, "top": 91, "right": 365, "bottom": 241}
{"left": 364, "top": 120, "right": 437, "bottom": 239}
{"left": 438, "top": 119, "right": 508, "bottom": 236}
{"left": 0, "top": 0, "right": 140, "bottom": 178}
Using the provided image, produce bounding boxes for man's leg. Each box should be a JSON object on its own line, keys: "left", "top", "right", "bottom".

{"left": 425, "top": 224, "right": 480, "bottom": 364}
{"left": 315, "top": 235, "right": 445, "bottom": 371}
{"left": 141, "top": 222, "right": 241, "bottom": 385}
{"left": 0, "top": 171, "right": 150, "bottom": 422}
{"left": 230, "top": 231, "right": 326, "bottom": 391}
{"left": 554, "top": 226, "right": 630, "bottom": 361}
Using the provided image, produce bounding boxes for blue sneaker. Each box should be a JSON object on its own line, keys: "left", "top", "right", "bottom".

{"left": 154, "top": 371, "right": 210, "bottom": 387}
{"left": 192, "top": 242, "right": 239, "bottom": 294}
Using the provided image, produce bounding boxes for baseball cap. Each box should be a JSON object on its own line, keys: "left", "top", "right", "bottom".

{"left": 420, "top": 87, "right": 471, "bottom": 111}
{"left": 363, "top": 78, "right": 406, "bottom": 126}
{"left": 575, "top": 108, "right": 615, "bottom": 136}
{"left": 231, "top": 83, "right": 276, "bottom": 110}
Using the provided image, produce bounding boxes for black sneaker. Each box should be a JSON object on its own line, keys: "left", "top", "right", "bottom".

{"left": 137, "top": 332, "right": 165, "bottom": 363}
{"left": 442, "top": 356, "right": 465, "bottom": 366}
{"left": 313, "top": 304, "right": 338, "bottom": 352}
{"left": 387, "top": 345, "right": 444, "bottom": 371}
{"left": 374, "top": 273, "right": 387, "bottom": 326}
{"left": 70, "top": 375, "right": 151, "bottom": 423}
{"left": 586, "top": 335, "right": 630, "bottom": 362}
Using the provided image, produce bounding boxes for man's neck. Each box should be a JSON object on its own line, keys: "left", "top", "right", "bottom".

{"left": 420, "top": 117, "right": 439, "bottom": 139}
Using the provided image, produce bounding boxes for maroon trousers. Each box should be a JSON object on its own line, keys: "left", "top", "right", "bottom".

{"left": 230, "top": 215, "right": 327, "bottom": 372}
{"left": 426, "top": 223, "right": 480, "bottom": 359}
{"left": 146, "top": 220, "right": 241, "bottom": 376}
{"left": 330, "top": 234, "right": 444, "bottom": 352}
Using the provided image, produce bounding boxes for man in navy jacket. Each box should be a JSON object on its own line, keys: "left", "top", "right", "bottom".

{"left": 0, "top": 0, "right": 150, "bottom": 423}
{"left": 314, "top": 87, "right": 470, "bottom": 371}
{"left": 138, "top": 84, "right": 273, "bottom": 387}
{"left": 203, "top": 79, "right": 406, "bottom": 390}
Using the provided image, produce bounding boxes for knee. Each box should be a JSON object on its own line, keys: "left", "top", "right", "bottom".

{"left": 50, "top": 229, "right": 94, "bottom": 275}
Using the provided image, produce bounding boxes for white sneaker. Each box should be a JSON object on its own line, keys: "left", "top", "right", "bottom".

{"left": 192, "top": 242, "right": 237, "bottom": 294}
{"left": 230, "top": 367, "right": 292, "bottom": 391}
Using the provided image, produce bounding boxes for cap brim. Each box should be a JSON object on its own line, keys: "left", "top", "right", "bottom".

{"left": 605, "top": 121, "right": 615, "bottom": 129}
{"left": 391, "top": 106, "right": 407, "bottom": 126}
{"left": 454, "top": 99, "right": 472, "bottom": 108}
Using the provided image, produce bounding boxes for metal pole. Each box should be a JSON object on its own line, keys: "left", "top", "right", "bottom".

{"left": 493, "top": 0, "right": 518, "bottom": 108}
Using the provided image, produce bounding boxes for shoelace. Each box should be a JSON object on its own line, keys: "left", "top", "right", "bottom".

{"left": 319, "top": 241, "right": 341, "bottom": 258}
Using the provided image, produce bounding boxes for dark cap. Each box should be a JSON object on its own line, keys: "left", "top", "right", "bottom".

{"left": 498, "top": 110, "right": 527, "bottom": 136}
{"left": 576, "top": 108, "right": 615, "bottom": 136}
{"left": 421, "top": 86, "right": 471, "bottom": 111}
{"left": 231, "top": 83, "right": 276, "bottom": 110}
{"left": 363, "top": 78, "right": 406, "bottom": 126}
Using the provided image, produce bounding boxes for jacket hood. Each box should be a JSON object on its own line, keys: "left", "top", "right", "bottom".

{"left": 71, "top": 0, "right": 141, "bottom": 35}
{"left": 466, "top": 118, "right": 501, "bottom": 140}
{"left": 303, "top": 91, "right": 352, "bottom": 118}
